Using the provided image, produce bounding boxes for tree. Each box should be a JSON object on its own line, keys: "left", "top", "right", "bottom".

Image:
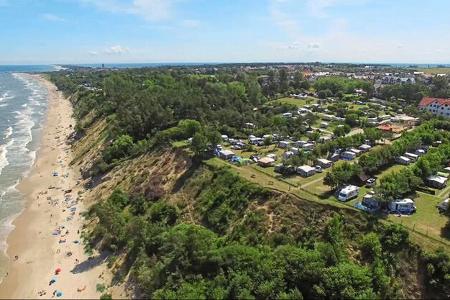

{"left": 191, "top": 132, "right": 209, "bottom": 156}
{"left": 321, "top": 263, "right": 376, "bottom": 299}
{"left": 279, "top": 69, "right": 289, "bottom": 93}
{"left": 103, "top": 134, "right": 134, "bottom": 163}
{"left": 324, "top": 162, "right": 361, "bottom": 189}
{"left": 345, "top": 113, "right": 359, "bottom": 127}
{"left": 292, "top": 71, "right": 304, "bottom": 90}
{"left": 333, "top": 125, "right": 351, "bottom": 137}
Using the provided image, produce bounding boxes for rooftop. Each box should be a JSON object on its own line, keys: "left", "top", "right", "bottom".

{"left": 419, "top": 97, "right": 450, "bottom": 107}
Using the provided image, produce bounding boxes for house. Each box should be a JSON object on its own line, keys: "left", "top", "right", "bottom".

{"left": 359, "top": 144, "right": 372, "bottom": 152}
{"left": 389, "top": 199, "right": 416, "bottom": 214}
{"left": 316, "top": 158, "right": 333, "bottom": 169}
{"left": 218, "top": 149, "right": 235, "bottom": 160}
{"left": 396, "top": 156, "right": 411, "bottom": 165}
{"left": 258, "top": 157, "right": 275, "bottom": 168}
{"left": 426, "top": 175, "right": 448, "bottom": 189}
{"left": 391, "top": 114, "right": 419, "bottom": 126}
{"left": 418, "top": 97, "right": 450, "bottom": 118}
{"left": 278, "top": 141, "right": 291, "bottom": 148}
{"left": 377, "top": 124, "right": 405, "bottom": 133}
{"left": 404, "top": 152, "right": 419, "bottom": 161}
{"left": 341, "top": 151, "right": 356, "bottom": 160}
{"left": 297, "top": 165, "right": 316, "bottom": 177}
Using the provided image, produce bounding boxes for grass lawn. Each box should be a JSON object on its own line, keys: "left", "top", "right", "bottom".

{"left": 348, "top": 104, "right": 368, "bottom": 110}
{"left": 171, "top": 140, "right": 189, "bottom": 148}
{"left": 269, "top": 97, "right": 317, "bottom": 107}
{"left": 376, "top": 164, "right": 406, "bottom": 179}
{"left": 388, "top": 192, "right": 449, "bottom": 244}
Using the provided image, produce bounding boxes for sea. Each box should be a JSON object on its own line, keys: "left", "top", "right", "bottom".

{"left": 0, "top": 65, "right": 58, "bottom": 279}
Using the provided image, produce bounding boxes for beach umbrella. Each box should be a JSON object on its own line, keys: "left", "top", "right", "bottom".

{"left": 55, "top": 267, "right": 62, "bottom": 274}
{"left": 56, "top": 290, "right": 63, "bottom": 297}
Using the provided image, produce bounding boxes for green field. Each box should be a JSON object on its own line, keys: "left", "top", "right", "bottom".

{"left": 418, "top": 67, "right": 450, "bottom": 75}
{"left": 269, "top": 97, "right": 318, "bottom": 107}
{"left": 388, "top": 192, "right": 449, "bottom": 244}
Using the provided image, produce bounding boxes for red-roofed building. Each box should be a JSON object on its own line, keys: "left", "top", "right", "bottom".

{"left": 419, "top": 97, "right": 450, "bottom": 118}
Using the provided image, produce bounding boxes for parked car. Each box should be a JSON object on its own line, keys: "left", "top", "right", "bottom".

{"left": 315, "top": 165, "right": 323, "bottom": 173}
{"left": 365, "top": 178, "right": 376, "bottom": 187}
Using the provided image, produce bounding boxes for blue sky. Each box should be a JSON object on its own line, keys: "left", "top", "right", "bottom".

{"left": 0, "top": 0, "right": 449, "bottom": 64}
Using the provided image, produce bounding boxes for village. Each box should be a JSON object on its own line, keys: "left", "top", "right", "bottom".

{"left": 196, "top": 69, "right": 450, "bottom": 245}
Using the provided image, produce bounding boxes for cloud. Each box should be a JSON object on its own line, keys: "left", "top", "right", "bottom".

{"left": 89, "top": 45, "right": 130, "bottom": 56}
{"left": 103, "top": 45, "right": 130, "bottom": 55}
{"left": 41, "top": 13, "right": 66, "bottom": 22}
{"left": 307, "top": 42, "right": 320, "bottom": 49}
{"left": 79, "top": 0, "right": 177, "bottom": 21}
{"left": 269, "top": 1, "right": 301, "bottom": 38}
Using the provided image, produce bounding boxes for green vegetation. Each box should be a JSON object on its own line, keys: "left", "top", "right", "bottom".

{"left": 85, "top": 169, "right": 431, "bottom": 299}
{"left": 50, "top": 66, "right": 450, "bottom": 299}
{"left": 269, "top": 96, "right": 317, "bottom": 107}
{"left": 314, "top": 76, "right": 374, "bottom": 98}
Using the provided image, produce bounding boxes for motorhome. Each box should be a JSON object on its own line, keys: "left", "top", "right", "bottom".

{"left": 389, "top": 198, "right": 416, "bottom": 214}
{"left": 337, "top": 185, "right": 359, "bottom": 202}
{"left": 341, "top": 151, "right": 356, "bottom": 161}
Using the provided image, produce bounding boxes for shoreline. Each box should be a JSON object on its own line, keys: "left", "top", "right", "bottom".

{"left": 0, "top": 75, "right": 111, "bottom": 299}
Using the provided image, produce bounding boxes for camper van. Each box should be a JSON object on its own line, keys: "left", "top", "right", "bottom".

{"left": 389, "top": 199, "right": 416, "bottom": 214}
{"left": 337, "top": 185, "right": 359, "bottom": 202}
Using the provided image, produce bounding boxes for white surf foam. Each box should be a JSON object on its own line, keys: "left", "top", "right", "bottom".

{"left": 4, "top": 127, "right": 13, "bottom": 140}
{"left": 0, "top": 91, "right": 13, "bottom": 102}
{"left": 0, "top": 139, "right": 13, "bottom": 176}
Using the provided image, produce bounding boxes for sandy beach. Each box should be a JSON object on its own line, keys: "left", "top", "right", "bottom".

{"left": 0, "top": 75, "right": 111, "bottom": 299}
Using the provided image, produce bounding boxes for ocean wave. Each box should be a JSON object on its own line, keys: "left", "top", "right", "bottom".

{"left": 4, "top": 127, "right": 13, "bottom": 140}
{"left": 0, "top": 91, "right": 13, "bottom": 102}
{"left": 0, "top": 139, "right": 14, "bottom": 176}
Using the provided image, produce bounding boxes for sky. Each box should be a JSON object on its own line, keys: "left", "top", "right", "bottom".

{"left": 0, "top": 0, "right": 449, "bottom": 64}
